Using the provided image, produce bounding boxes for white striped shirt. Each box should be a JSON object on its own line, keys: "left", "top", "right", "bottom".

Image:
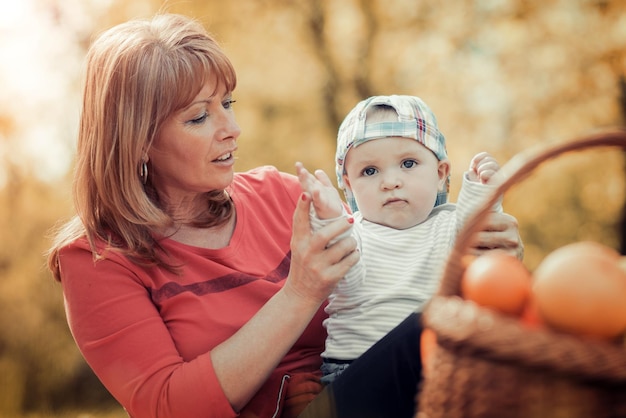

{"left": 319, "top": 174, "right": 502, "bottom": 360}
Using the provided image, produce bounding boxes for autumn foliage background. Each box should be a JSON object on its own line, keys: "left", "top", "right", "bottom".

{"left": 1, "top": 0, "right": 625, "bottom": 416}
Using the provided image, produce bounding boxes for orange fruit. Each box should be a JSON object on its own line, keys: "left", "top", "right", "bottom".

{"left": 554, "top": 240, "right": 621, "bottom": 262}
{"left": 461, "top": 250, "right": 532, "bottom": 316}
{"left": 533, "top": 242, "right": 626, "bottom": 340}
{"left": 520, "top": 297, "right": 544, "bottom": 329}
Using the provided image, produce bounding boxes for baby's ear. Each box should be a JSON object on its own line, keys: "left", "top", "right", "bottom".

{"left": 437, "top": 159, "right": 451, "bottom": 185}
{"left": 342, "top": 174, "right": 352, "bottom": 191}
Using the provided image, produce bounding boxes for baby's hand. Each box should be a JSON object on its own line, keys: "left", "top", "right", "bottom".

{"left": 469, "top": 152, "right": 502, "bottom": 185}
{"left": 296, "top": 162, "right": 344, "bottom": 219}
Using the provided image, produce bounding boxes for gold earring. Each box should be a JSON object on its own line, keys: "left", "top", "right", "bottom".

{"left": 140, "top": 161, "right": 148, "bottom": 185}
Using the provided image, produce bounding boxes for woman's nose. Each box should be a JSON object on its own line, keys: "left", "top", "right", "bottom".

{"left": 218, "top": 111, "right": 241, "bottom": 141}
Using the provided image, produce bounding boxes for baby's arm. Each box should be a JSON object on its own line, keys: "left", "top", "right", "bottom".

{"left": 296, "top": 162, "right": 344, "bottom": 219}
{"left": 468, "top": 152, "right": 502, "bottom": 185}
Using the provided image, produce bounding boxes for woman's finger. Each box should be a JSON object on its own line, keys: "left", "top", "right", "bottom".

{"left": 470, "top": 212, "right": 524, "bottom": 259}
{"left": 480, "top": 212, "right": 518, "bottom": 232}
{"left": 291, "top": 192, "right": 313, "bottom": 245}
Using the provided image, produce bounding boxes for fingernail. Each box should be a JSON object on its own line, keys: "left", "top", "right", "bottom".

{"left": 347, "top": 217, "right": 354, "bottom": 224}
{"left": 301, "top": 193, "right": 307, "bottom": 201}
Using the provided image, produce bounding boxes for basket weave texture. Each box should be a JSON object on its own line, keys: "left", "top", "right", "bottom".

{"left": 416, "top": 130, "right": 626, "bottom": 418}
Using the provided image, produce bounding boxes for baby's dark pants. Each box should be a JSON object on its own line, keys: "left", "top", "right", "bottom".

{"left": 299, "top": 312, "right": 423, "bottom": 418}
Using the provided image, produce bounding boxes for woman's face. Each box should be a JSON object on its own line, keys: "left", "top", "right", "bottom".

{"left": 148, "top": 79, "right": 240, "bottom": 206}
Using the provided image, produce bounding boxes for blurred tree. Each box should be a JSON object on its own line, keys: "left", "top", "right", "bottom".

{"left": 0, "top": 169, "right": 118, "bottom": 414}
{"left": 0, "top": 1, "right": 136, "bottom": 415}
{"left": 619, "top": 76, "right": 626, "bottom": 254}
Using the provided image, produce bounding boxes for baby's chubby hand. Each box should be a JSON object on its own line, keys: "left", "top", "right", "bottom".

{"left": 296, "top": 162, "right": 344, "bottom": 219}
{"left": 468, "top": 152, "right": 502, "bottom": 185}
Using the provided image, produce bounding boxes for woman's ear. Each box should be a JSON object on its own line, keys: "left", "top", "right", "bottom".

{"left": 437, "top": 159, "right": 451, "bottom": 189}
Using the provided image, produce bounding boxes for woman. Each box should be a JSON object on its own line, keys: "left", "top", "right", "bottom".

{"left": 47, "top": 13, "right": 522, "bottom": 418}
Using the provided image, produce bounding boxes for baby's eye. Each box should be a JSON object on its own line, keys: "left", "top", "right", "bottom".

{"left": 402, "top": 159, "right": 418, "bottom": 169}
{"left": 188, "top": 112, "right": 208, "bottom": 125}
{"left": 362, "top": 167, "right": 378, "bottom": 177}
{"left": 223, "top": 99, "right": 236, "bottom": 109}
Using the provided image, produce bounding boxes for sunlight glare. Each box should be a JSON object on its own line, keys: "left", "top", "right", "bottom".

{"left": 0, "top": 0, "right": 106, "bottom": 183}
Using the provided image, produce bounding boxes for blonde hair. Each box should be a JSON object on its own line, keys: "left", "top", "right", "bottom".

{"left": 47, "top": 14, "right": 237, "bottom": 280}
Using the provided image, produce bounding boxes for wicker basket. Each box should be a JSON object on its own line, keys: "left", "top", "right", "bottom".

{"left": 416, "top": 129, "right": 626, "bottom": 418}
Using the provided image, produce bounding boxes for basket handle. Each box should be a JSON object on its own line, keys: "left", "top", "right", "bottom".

{"left": 438, "top": 128, "right": 626, "bottom": 298}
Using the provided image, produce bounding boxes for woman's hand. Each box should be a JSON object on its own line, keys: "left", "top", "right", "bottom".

{"left": 283, "top": 192, "right": 359, "bottom": 306}
{"left": 470, "top": 211, "right": 524, "bottom": 260}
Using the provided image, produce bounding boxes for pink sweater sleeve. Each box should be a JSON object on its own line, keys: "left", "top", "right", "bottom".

{"left": 59, "top": 243, "right": 238, "bottom": 418}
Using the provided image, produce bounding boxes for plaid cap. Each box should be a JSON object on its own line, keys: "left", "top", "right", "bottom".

{"left": 336, "top": 95, "right": 449, "bottom": 212}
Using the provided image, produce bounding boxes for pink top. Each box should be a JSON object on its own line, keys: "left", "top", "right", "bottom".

{"left": 58, "top": 166, "right": 327, "bottom": 417}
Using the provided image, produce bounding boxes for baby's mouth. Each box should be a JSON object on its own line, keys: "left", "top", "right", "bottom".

{"left": 384, "top": 198, "right": 407, "bottom": 206}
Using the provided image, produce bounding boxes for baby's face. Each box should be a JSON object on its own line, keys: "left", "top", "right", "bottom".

{"left": 343, "top": 137, "right": 448, "bottom": 230}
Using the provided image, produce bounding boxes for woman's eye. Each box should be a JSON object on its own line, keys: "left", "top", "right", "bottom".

{"left": 189, "top": 112, "right": 208, "bottom": 125}
{"left": 223, "top": 99, "right": 236, "bottom": 109}
{"left": 402, "top": 159, "right": 417, "bottom": 169}
{"left": 362, "top": 167, "right": 377, "bottom": 177}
